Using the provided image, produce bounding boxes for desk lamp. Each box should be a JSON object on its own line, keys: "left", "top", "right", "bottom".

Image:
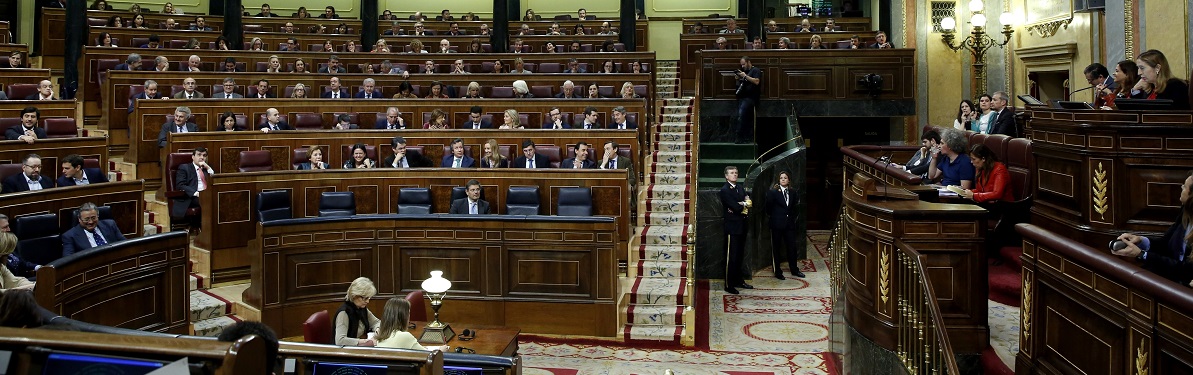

{"left": 418, "top": 270, "right": 456, "bottom": 344}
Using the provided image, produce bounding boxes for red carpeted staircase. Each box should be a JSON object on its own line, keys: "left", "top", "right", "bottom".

{"left": 982, "top": 245, "right": 1023, "bottom": 375}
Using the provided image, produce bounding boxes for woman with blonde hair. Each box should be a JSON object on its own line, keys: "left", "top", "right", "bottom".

{"left": 334, "top": 277, "right": 380, "bottom": 346}
{"left": 248, "top": 37, "right": 265, "bottom": 51}
{"left": 621, "top": 82, "right": 641, "bottom": 99}
{"left": 291, "top": 83, "right": 309, "bottom": 98}
{"left": 463, "top": 82, "right": 484, "bottom": 99}
{"left": 481, "top": 139, "right": 508, "bottom": 168}
{"left": 500, "top": 109, "right": 523, "bottom": 129}
{"left": 409, "top": 39, "right": 427, "bottom": 53}
{"left": 1132, "top": 49, "right": 1191, "bottom": 109}
{"left": 374, "top": 298, "right": 427, "bottom": 349}
{"left": 265, "top": 55, "right": 283, "bottom": 73}
{"left": 0, "top": 232, "right": 34, "bottom": 293}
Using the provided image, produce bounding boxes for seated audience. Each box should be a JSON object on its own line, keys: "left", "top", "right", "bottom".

{"left": 466, "top": 39, "right": 484, "bottom": 53}
{"left": 162, "top": 2, "right": 181, "bottom": 14}
{"left": 609, "top": 106, "right": 637, "bottom": 129}
{"left": 513, "top": 80, "right": 533, "bottom": 98}
{"left": 191, "top": 16, "right": 212, "bottom": 31}
{"left": 543, "top": 107, "right": 571, "bottom": 129}
{"left": 344, "top": 144, "right": 376, "bottom": 169}
{"left": 578, "top": 106, "right": 602, "bottom": 129}
{"left": 0, "top": 215, "right": 37, "bottom": 277}
{"left": 253, "top": 79, "right": 276, "bottom": 98}
{"left": 777, "top": 37, "right": 792, "bottom": 50}
{"left": 291, "top": 83, "right": 309, "bottom": 98}
{"left": 0, "top": 233, "right": 35, "bottom": 293}
{"left": 599, "top": 140, "right": 632, "bottom": 173}
{"left": 568, "top": 41, "right": 581, "bottom": 53}
{"left": 480, "top": 139, "right": 508, "bottom": 168}
{"left": 586, "top": 83, "right": 601, "bottom": 99}
{"left": 849, "top": 35, "right": 861, "bottom": 49}
{"left": 61, "top": 202, "right": 126, "bottom": 256}
{"left": 545, "top": 42, "right": 558, "bottom": 53}
{"left": 600, "top": 39, "right": 617, "bottom": 52}
{"left": 689, "top": 22, "right": 706, "bottom": 34}
{"left": 213, "top": 78, "right": 243, "bottom": 99}
{"left": 321, "top": 55, "right": 347, "bottom": 74}
{"left": 492, "top": 60, "right": 505, "bottom": 73}
{"left": 90, "top": 0, "right": 113, "bottom": 10}
{"left": 766, "top": 20, "right": 781, "bottom": 33}
{"left": 393, "top": 82, "right": 419, "bottom": 98}
{"left": 408, "top": 39, "right": 428, "bottom": 53}
{"left": 186, "top": 55, "right": 201, "bottom": 72}
{"left": 437, "top": 39, "right": 453, "bottom": 53}
{"left": 721, "top": 19, "right": 743, "bottom": 34}
{"left": 463, "top": 106, "right": 491, "bottom": 129}
{"left": 442, "top": 138, "right": 474, "bottom": 168}
{"left": 808, "top": 35, "right": 826, "bottom": 49}
{"left": 330, "top": 114, "right": 357, "bottom": 130}
{"left": 320, "top": 6, "right": 339, "bottom": 19}
{"left": 0, "top": 288, "right": 40, "bottom": 327}
{"left": 114, "top": 53, "right": 140, "bottom": 71}
{"left": 565, "top": 58, "right": 586, "bottom": 73}
{"left": 222, "top": 57, "right": 242, "bottom": 73}
{"left": 131, "top": 14, "right": 148, "bottom": 28}
{"left": 247, "top": 37, "right": 265, "bottom": 51}
{"left": 374, "top": 298, "right": 430, "bottom": 350}
{"left": 959, "top": 144, "right": 1013, "bottom": 203}
{"left": 1, "top": 51, "right": 17, "bottom": 68}
{"left": 561, "top": 141, "right": 595, "bottom": 169}
{"left": 217, "top": 111, "right": 242, "bottom": 131}
{"left": 57, "top": 154, "right": 108, "bottom": 187}
{"left": 557, "top": 80, "right": 582, "bottom": 99}
{"left": 1, "top": 152, "right": 51, "bottom": 193}
{"left": 1132, "top": 49, "right": 1191, "bottom": 109}
{"left": 423, "top": 109, "right": 451, "bottom": 129}
{"left": 158, "top": 106, "right": 197, "bottom": 147}
{"left": 129, "top": 80, "right": 165, "bottom": 113}
{"left": 989, "top": 91, "right": 1017, "bottom": 137}
{"left": 1113, "top": 172, "right": 1193, "bottom": 285}
{"left": 297, "top": 146, "right": 330, "bottom": 170}
{"left": 510, "top": 58, "right": 530, "bottom": 74}
{"left": 171, "top": 147, "right": 212, "bottom": 221}
{"left": 258, "top": 108, "right": 291, "bottom": 132}
{"left": 344, "top": 41, "right": 358, "bottom": 53}
{"left": 104, "top": 15, "right": 123, "bottom": 28}
{"left": 97, "top": 32, "right": 118, "bottom": 47}
{"left": 714, "top": 37, "right": 729, "bottom": 50}
{"left": 479, "top": 24, "right": 491, "bottom": 35}
{"left": 216, "top": 321, "right": 279, "bottom": 373}
{"left": 323, "top": 77, "right": 349, "bottom": 99}
{"left": 174, "top": 77, "right": 204, "bottom": 99}
{"left": 451, "top": 59, "right": 470, "bottom": 74}
{"left": 621, "top": 82, "right": 642, "bottom": 99}
{"left": 823, "top": 18, "right": 840, "bottom": 31}
{"left": 256, "top": 3, "right": 279, "bottom": 17}
{"left": 292, "top": 58, "right": 311, "bottom": 73}
{"left": 796, "top": 18, "right": 816, "bottom": 32}
{"left": 6, "top": 107, "right": 47, "bottom": 144}
{"left": 449, "top": 179, "right": 490, "bottom": 214}
{"left": 500, "top": 109, "right": 524, "bottom": 129}
{"left": 926, "top": 128, "right": 974, "bottom": 188}
{"left": 953, "top": 99, "right": 977, "bottom": 130}
{"left": 463, "top": 82, "right": 484, "bottom": 99}
{"left": 870, "top": 31, "right": 895, "bottom": 48}
{"left": 216, "top": 37, "right": 231, "bottom": 50}
{"left": 334, "top": 277, "right": 381, "bottom": 346}
{"left": 321, "top": 40, "right": 335, "bottom": 52}
{"left": 153, "top": 56, "right": 170, "bottom": 72}
{"left": 383, "top": 137, "right": 432, "bottom": 168}
{"left": 1099, "top": 60, "right": 1140, "bottom": 109}
{"left": 973, "top": 94, "right": 994, "bottom": 133}
{"left": 523, "top": 9, "right": 540, "bottom": 21}
{"left": 515, "top": 140, "right": 550, "bottom": 169}
{"left": 426, "top": 81, "right": 449, "bottom": 98}
{"left": 547, "top": 23, "right": 563, "bottom": 36}
{"left": 599, "top": 21, "right": 618, "bottom": 35}
{"left": 750, "top": 37, "right": 763, "bottom": 50}
{"left": 892, "top": 129, "right": 940, "bottom": 179}
{"left": 355, "top": 78, "right": 382, "bottom": 99}
{"left": 27, "top": 80, "right": 57, "bottom": 100}
{"left": 573, "top": 24, "right": 587, "bottom": 35}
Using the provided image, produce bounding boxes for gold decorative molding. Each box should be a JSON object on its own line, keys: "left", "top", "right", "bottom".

{"left": 879, "top": 247, "right": 891, "bottom": 304}
{"left": 1025, "top": 17, "right": 1072, "bottom": 38}
{"left": 1021, "top": 274, "right": 1032, "bottom": 342}
{"left": 1135, "top": 338, "right": 1148, "bottom": 375}
{"left": 1124, "top": 0, "right": 1135, "bottom": 58}
{"left": 1093, "top": 162, "right": 1109, "bottom": 219}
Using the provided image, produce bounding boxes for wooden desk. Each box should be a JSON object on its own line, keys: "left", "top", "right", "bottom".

{"left": 412, "top": 322, "right": 519, "bottom": 357}
{"left": 0, "top": 136, "right": 108, "bottom": 172}
{"left": 692, "top": 48, "right": 916, "bottom": 102}
{"left": 245, "top": 215, "right": 620, "bottom": 337}
{"left": 276, "top": 342, "right": 441, "bottom": 375}
{"left": 1026, "top": 108, "right": 1193, "bottom": 247}
{"left": 681, "top": 17, "right": 872, "bottom": 32}
{"left": 0, "top": 68, "right": 44, "bottom": 93}
{"left": 34, "top": 231, "right": 189, "bottom": 334}
{"left": 0, "top": 180, "right": 144, "bottom": 239}
{"left": 0, "top": 100, "right": 78, "bottom": 121}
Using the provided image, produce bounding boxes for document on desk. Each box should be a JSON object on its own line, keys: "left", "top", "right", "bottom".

{"left": 940, "top": 185, "right": 963, "bottom": 197}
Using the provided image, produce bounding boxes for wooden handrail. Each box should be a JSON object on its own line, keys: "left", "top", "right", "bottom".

{"left": 894, "top": 240, "right": 961, "bottom": 375}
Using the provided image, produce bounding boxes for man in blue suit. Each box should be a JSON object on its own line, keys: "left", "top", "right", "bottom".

{"left": 541, "top": 107, "right": 572, "bottom": 129}
{"left": 5, "top": 106, "right": 48, "bottom": 144}
{"left": 560, "top": 141, "right": 595, "bottom": 169}
{"left": 608, "top": 106, "right": 637, "bottom": 130}
{"left": 321, "top": 77, "right": 350, "bottom": 99}
{"left": 57, "top": 154, "right": 109, "bottom": 187}
{"left": 461, "top": 106, "right": 492, "bottom": 129}
{"left": 353, "top": 78, "right": 383, "bottom": 99}
{"left": 61, "top": 202, "right": 127, "bottom": 256}
{"left": 441, "top": 138, "right": 475, "bottom": 168}
{"left": 514, "top": 140, "right": 551, "bottom": 169}
{"left": 129, "top": 79, "right": 165, "bottom": 113}
{"left": 1, "top": 153, "right": 54, "bottom": 194}
{"left": 375, "top": 107, "right": 408, "bottom": 129}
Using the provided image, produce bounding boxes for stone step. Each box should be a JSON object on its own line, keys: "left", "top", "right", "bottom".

{"left": 658, "top": 113, "right": 692, "bottom": 123}
{"left": 645, "top": 198, "right": 689, "bottom": 213}
{"left": 662, "top": 98, "right": 694, "bottom": 106}
{"left": 626, "top": 305, "right": 684, "bottom": 325}
{"left": 650, "top": 151, "right": 691, "bottom": 164}
{"left": 656, "top": 141, "right": 691, "bottom": 152}
{"left": 189, "top": 272, "right": 205, "bottom": 291}
{"left": 655, "top": 122, "right": 693, "bottom": 133}
{"left": 642, "top": 183, "right": 690, "bottom": 201}
{"left": 636, "top": 259, "right": 687, "bottom": 278}
{"left": 190, "top": 289, "right": 232, "bottom": 322}
{"left": 192, "top": 315, "right": 241, "bottom": 337}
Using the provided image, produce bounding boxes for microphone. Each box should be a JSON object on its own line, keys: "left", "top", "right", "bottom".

{"left": 1070, "top": 85, "right": 1095, "bottom": 95}
{"left": 877, "top": 150, "right": 895, "bottom": 197}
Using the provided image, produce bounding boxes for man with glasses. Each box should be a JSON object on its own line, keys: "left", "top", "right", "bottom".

{"left": 542, "top": 107, "right": 571, "bottom": 129}
{"left": 1, "top": 153, "right": 53, "bottom": 193}
{"left": 375, "top": 107, "right": 407, "bottom": 129}
{"left": 213, "top": 77, "right": 243, "bottom": 98}
{"left": 173, "top": 77, "right": 205, "bottom": 99}
{"left": 61, "top": 202, "right": 126, "bottom": 256}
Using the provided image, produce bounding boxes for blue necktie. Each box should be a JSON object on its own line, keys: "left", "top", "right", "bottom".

{"left": 91, "top": 229, "right": 107, "bottom": 246}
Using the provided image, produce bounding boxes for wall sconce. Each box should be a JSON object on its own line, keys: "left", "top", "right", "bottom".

{"left": 939, "top": 0, "right": 1015, "bottom": 94}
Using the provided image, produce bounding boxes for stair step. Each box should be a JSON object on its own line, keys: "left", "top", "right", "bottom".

{"left": 662, "top": 98, "right": 694, "bottom": 106}
{"left": 623, "top": 324, "right": 683, "bottom": 343}
{"left": 988, "top": 261, "right": 1022, "bottom": 308}
{"left": 653, "top": 132, "right": 691, "bottom": 142}
{"left": 630, "top": 277, "right": 688, "bottom": 305}
{"left": 638, "top": 212, "right": 689, "bottom": 227}
{"left": 638, "top": 244, "right": 687, "bottom": 262}
{"left": 190, "top": 289, "right": 232, "bottom": 322}
{"left": 189, "top": 272, "right": 205, "bottom": 291}
{"left": 645, "top": 184, "right": 690, "bottom": 200}
{"left": 192, "top": 315, "right": 242, "bottom": 337}
{"left": 639, "top": 225, "right": 688, "bottom": 246}
{"left": 627, "top": 305, "right": 684, "bottom": 325}
{"left": 645, "top": 199, "right": 689, "bottom": 213}
{"left": 636, "top": 259, "right": 687, "bottom": 278}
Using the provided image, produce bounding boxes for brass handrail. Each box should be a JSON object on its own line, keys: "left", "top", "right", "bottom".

{"left": 894, "top": 240, "right": 961, "bottom": 375}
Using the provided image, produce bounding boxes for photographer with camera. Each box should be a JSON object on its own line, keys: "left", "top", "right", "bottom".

{"left": 1112, "top": 172, "right": 1193, "bottom": 287}
{"left": 734, "top": 56, "right": 762, "bottom": 144}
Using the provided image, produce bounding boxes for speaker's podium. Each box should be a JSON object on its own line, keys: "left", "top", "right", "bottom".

{"left": 838, "top": 172, "right": 991, "bottom": 355}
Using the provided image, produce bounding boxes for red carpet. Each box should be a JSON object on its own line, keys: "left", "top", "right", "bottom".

{"left": 988, "top": 247, "right": 1023, "bottom": 308}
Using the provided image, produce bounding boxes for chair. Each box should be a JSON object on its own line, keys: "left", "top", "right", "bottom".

{"left": 318, "top": 191, "right": 356, "bottom": 217}
{"left": 0, "top": 164, "right": 23, "bottom": 185}
{"left": 130, "top": 37, "right": 149, "bottom": 48}
{"left": 530, "top": 86, "right": 553, "bottom": 98}
{"left": 257, "top": 190, "right": 292, "bottom": 222}
{"left": 598, "top": 86, "right": 615, "bottom": 98}
{"left": 43, "top": 118, "right": 77, "bottom": 138}
{"left": 68, "top": 206, "right": 113, "bottom": 229}
{"left": 291, "top": 148, "right": 310, "bottom": 169}
{"left": 238, "top": 150, "right": 273, "bottom": 172}
{"left": 490, "top": 87, "right": 514, "bottom": 98}
{"left": 397, "top": 188, "right": 433, "bottom": 214}
{"left": 292, "top": 112, "right": 323, "bottom": 130}
{"left": 537, "top": 63, "right": 562, "bottom": 73}
{"left": 451, "top": 186, "right": 484, "bottom": 203}
{"left": 6, "top": 83, "right": 38, "bottom": 100}
{"left": 165, "top": 152, "right": 200, "bottom": 229}
{"left": 340, "top": 145, "right": 378, "bottom": 162}
{"left": 983, "top": 134, "right": 1011, "bottom": 160}
{"left": 535, "top": 145, "right": 562, "bottom": 168}
{"left": 169, "top": 40, "right": 188, "bottom": 49}
{"left": 506, "top": 186, "right": 541, "bottom": 215}
{"left": 557, "top": 187, "right": 593, "bottom": 216}
{"left": 302, "top": 310, "right": 331, "bottom": 344}
{"left": 14, "top": 213, "right": 63, "bottom": 265}
{"left": 441, "top": 145, "right": 473, "bottom": 160}
{"left": 405, "top": 291, "right": 427, "bottom": 322}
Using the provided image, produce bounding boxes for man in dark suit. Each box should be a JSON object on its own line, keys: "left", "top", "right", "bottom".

{"left": 353, "top": 78, "right": 383, "bottom": 99}
{"left": 258, "top": 108, "right": 292, "bottom": 133}
{"left": 255, "top": 4, "right": 279, "bottom": 17}
{"left": 556, "top": 81, "right": 582, "bottom": 99}
{"left": 158, "top": 106, "right": 198, "bottom": 147}
{"left": 869, "top": 31, "right": 895, "bottom": 48}
{"left": 608, "top": 106, "right": 637, "bottom": 129}
{"left": 321, "top": 77, "right": 350, "bottom": 99}
{"left": 113, "top": 53, "right": 142, "bottom": 71}
{"left": 172, "top": 147, "right": 213, "bottom": 221}
{"left": 600, "top": 140, "right": 636, "bottom": 211}
{"left": 461, "top": 106, "right": 492, "bottom": 129}
{"left": 719, "top": 166, "right": 751, "bottom": 294}
{"left": 542, "top": 107, "right": 572, "bottom": 129}
{"left": 382, "top": 137, "right": 433, "bottom": 168}
{"left": 383, "top": 22, "right": 404, "bottom": 36}
{"left": 252, "top": 79, "right": 276, "bottom": 98}
{"left": 765, "top": 170, "right": 805, "bottom": 279}
{"left": 61, "top": 202, "right": 127, "bottom": 256}
{"left": 318, "top": 55, "right": 347, "bottom": 74}
{"left": 577, "top": 107, "right": 602, "bottom": 129}
{"left": 212, "top": 78, "right": 244, "bottom": 98}
{"left": 989, "top": 91, "right": 1018, "bottom": 137}
{"left": 448, "top": 180, "right": 492, "bottom": 214}
{"left": 375, "top": 107, "right": 408, "bottom": 129}
{"left": 514, "top": 140, "right": 551, "bottom": 169}
{"left": 26, "top": 80, "right": 57, "bottom": 100}
{"left": 1, "top": 153, "right": 54, "bottom": 194}
{"left": 5, "top": 106, "right": 48, "bottom": 144}
{"left": 57, "top": 154, "right": 109, "bottom": 187}
{"left": 560, "top": 141, "right": 595, "bottom": 169}
{"left": 441, "top": 138, "right": 475, "bottom": 168}
{"left": 128, "top": 80, "right": 165, "bottom": 113}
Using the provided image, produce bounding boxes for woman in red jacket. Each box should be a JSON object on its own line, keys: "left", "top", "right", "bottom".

{"left": 960, "top": 144, "right": 1013, "bottom": 203}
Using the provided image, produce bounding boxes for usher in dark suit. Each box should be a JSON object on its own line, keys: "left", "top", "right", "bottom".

{"left": 765, "top": 185, "right": 804, "bottom": 278}
{"left": 448, "top": 198, "right": 491, "bottom": 214}
{"left": 719, "top": 181, "right": 749, "bottom": 290}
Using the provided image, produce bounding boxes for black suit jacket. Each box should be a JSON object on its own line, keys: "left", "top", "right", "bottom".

{"left": 25, "top": 93, "right": 58, "bottom": 100}
{"left": 57, "top": 168, "right": 109, "bottom": 187}
{"left": 513, "top": 154, "right": 551, "bottom": 169}
{"left": 559, "top": 158, "right": 594, "bottom": 169}
{"left": 61, "top": 220, "right": 126, "bottom": 256}
{"left": 765, "top": 187, "right": 797, "bottom": 230}
{"left": 353, "top": 90, "right": 383, "bottom": 99}
{"left": 5, "top": 125, "right": 48, "bottom": 140}
{"left": 448, "top": 198, "right": 491, "bottom": 214}
{"left": 555, "top": 92, "right": 583, "bottom": 99}
{"left": 296, "top": 162, "right": 330, "bottom": 170}
{"left": 1140, "top": 219, "right": 1193, "bottom": 284}
{"left": 542, "top": 121, "right": 572, "bottom": 129}
{"left": 128, "top": 92, "right": 163, "bottom": 113}
{"left": 382, "top": 151, "right": 433, "bottom": 168}
{"left": 318, "top": 66, "right": 347, "bottom": 74}
{"left": 257, "top": 121, "right": 293, "bottom": 131}
{"left": 480, "top": 158, "right": 509, "bottom": 168}
{"left": 441, "top": 154, "right": 476, "bottom": 168}
{"left": 577, "top": 122, "right": 603, "bottom": 130}
{"left": 1, "top": 173, "right": 54, "bottom": 194}
{"left": 461, "top": 120, "right": 493, "bottom": 129}
{"left": 719, "top": 182, "right": 748, "bottom": 234}
{"left": 608, "top": 121, "right": 637, "bottom": 130}
{"left": 251, "top": 92, "right": 277, "bottom": 99}
{"left": 374, "top": 119, "right": 407, "bottom": 129}
{"left": 991, "top": 109, "right": 1017, "bottom": 137}
{"left": 321, "top": 89, "right": 350, "bottom": 98}
{"left": 158, "top": 122, "right": 198, "bottom": 147}
{"left": 172, "top": 162, "right": 212, "bottom": 218}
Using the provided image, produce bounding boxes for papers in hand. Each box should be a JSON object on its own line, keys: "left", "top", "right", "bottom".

{"left": 941, "top": 185, "right": 965, "bottom": 197}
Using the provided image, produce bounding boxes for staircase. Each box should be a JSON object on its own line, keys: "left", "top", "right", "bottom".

{"left": 621, "top": 61, "right": 693, "bottom": 345}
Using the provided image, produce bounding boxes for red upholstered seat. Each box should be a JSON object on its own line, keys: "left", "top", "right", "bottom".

{"left": 0, "top": 164, "right": 22, "bottom": 182}
{"left": 165, "top": 152, "right": 200, "bottom": 230}
{"left": 535, "top": 145, "right": 562, "bottom": 168}
{"left": 303, "top": 310, "right": 331, "bottom": 344}
{"left": 490, "top": 87, "right": 514, "bottom": 98}
{"left": 530, "top": 86, "right": 553, "bottom": 98}
{"left": 292, "top": 148, "right": 310, "bottom": 169}
{"left": 292, "top": 112, "right": 323, "bottom": 130}
{"left": 405, "top": 291, "right": 427, "bottom": 322}
{"left": 1005, "top": 138, "right": 1033, "bottom": 201}
{"left": 6, "top": 84, "right": 39, "bottom": 101}
{"left": 238, "top": 150, "right": 273, "bottom": 172}
{"left": 537, "top": 63, "right": 562, "bottom": 73}
{"left": 441, "top": 145, "right": 474, "bottom": 159}
{"left": 43, "top": 118, "right": 77, "bottom": 138}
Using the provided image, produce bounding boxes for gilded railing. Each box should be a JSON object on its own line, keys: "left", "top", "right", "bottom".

{"left": 895, "top": 241, "right": 960, "bottom": 375}
{"left": 681, "top": 61, "right": 700, "bottom": 345}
